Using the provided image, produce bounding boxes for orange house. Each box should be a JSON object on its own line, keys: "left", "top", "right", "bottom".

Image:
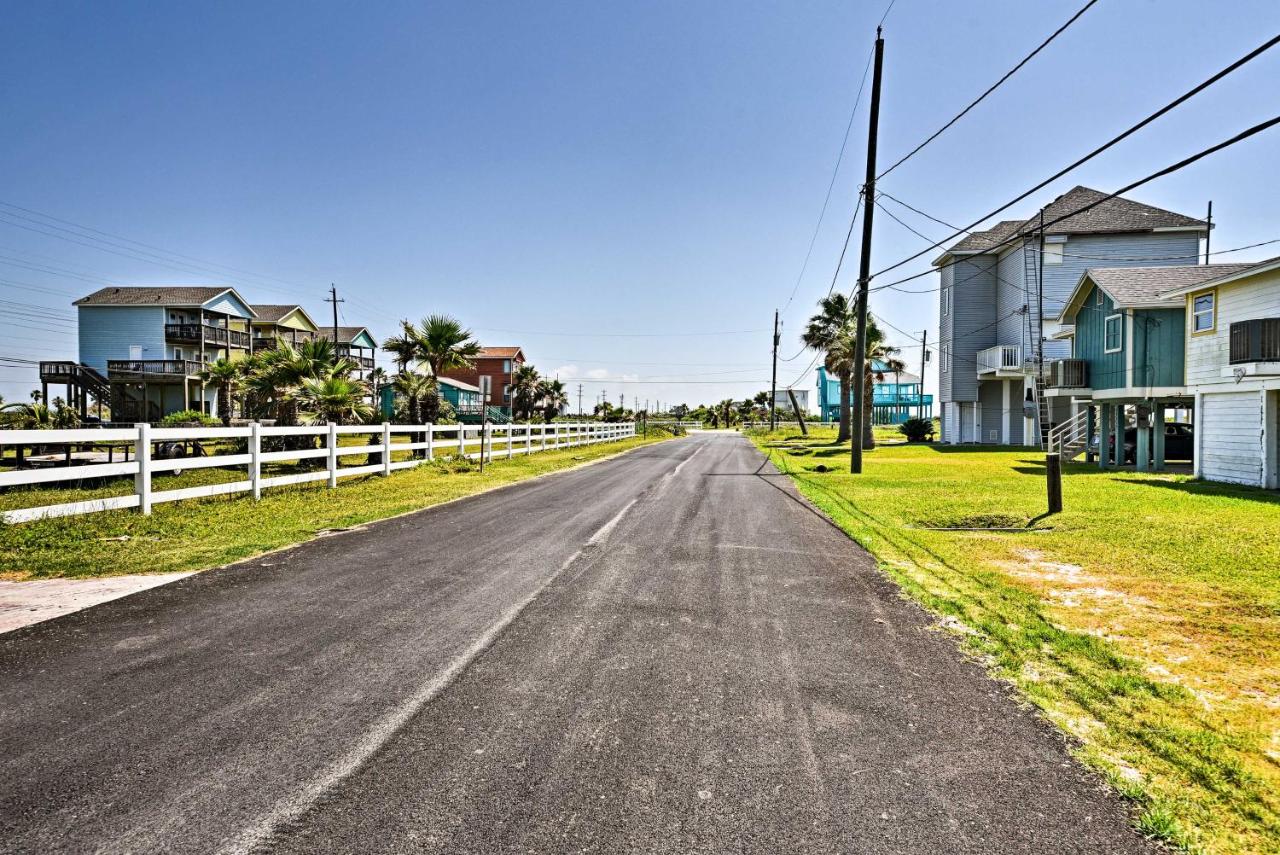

{"left": 439, "top": 346, "right": 525, "bottom": 412}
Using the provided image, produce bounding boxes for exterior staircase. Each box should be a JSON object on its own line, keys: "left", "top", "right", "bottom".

{"left": 1047, "top": 407, "right": 1091, "bottom": 461}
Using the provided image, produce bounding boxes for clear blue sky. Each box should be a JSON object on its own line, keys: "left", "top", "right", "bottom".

{"left": 2, "top": 0, "right": 1278, "bottom": 410}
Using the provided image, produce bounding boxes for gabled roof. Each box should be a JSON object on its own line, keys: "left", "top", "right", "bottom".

{"left": 250, "top": 304, "right": 317, "bottom": 326}
{"left": 1160, "top": 254, "right": 1280, "bottom": 298}
{"left": 318, "top": 326, "right": 377, "bottom": 347}
{"left": 477, "top": 346, "right": 524, "bottom": 360}
{"left": 438, "top": 376, "right": 480, "bottom": 393}
{"left": 74, "top": 286, "right": 257, "bottom": 315}
{"left": 934, "top": 186, "right": 1207, "bottom": 266}
{"left": 1058, "top": 263, "right": 1255, "bottom": 323}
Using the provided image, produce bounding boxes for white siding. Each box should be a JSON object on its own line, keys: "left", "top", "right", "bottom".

{"left": 1199, "top": 390, "right": 1265, "bottom": 486}
{"left": 1185, "top": 269, "right": 1280, "bottom": 386}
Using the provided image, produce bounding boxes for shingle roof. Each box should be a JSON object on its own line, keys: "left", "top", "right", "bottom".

{"left": 938, "top": 186, "right": 1206, "bottom": 262}
{"left": 250, "top": 304, "right": 304, "bottom": 323}
{"left": 1087, "top": 263, "right": 1256, "bottom": 306}
{"left": 74, "top": 286, "right": 236, "bottom": 307}
{"left": 477, "top": 346, "right": 523, "bottom": 359}
{"left": 438, "top": 376, "right": 480, "bottom": 393}
{"left": 317, "top": 326, "right": 373, "bottom": 344}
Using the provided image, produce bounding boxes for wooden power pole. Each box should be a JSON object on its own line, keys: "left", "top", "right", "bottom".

{"left": 850, "top": 27, "right": 885, "bottom": 475}
{"left": 769, "top": 310, "right": 780, "bottom": 431}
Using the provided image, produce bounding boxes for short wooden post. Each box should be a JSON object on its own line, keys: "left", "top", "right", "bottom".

{"left": 249, "top": 421, "right": 262, "bottom": 499}
{"left": 327, "top": 422, "right": 338, "bottom": 488}
{"left": 1046, "top": 452, "right": 1063, "bottom": 515}
{"left": 135, "top": 422, "right": 152, "bottom": 515}
{"left": 382, "top": 422, "right": 392, "bottom": 476}
{"left": 426, "top": 422, "right": 434, "bottom": 462}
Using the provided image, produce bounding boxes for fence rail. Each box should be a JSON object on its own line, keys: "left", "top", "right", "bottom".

{"left": 0, "top": 421, "right": 636, "bottom": 524}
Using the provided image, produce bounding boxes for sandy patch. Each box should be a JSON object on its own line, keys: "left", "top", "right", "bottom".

{"left": 0, "top": 573, "right": 193, "bottom": 634}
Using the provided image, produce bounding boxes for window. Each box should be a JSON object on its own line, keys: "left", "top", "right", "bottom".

{"left": 1042, "top": 243, "right": 1064, "bottom": 264}
{"left": 502, "top": 384, "right": 510, "bottom": 402}
{"left": 942, "top": 286, "right": 951, "bottom": 316}
{"left": 1104, "top": 314, "right": 1123, "bottom": 353}
{"left": 503, "top": 359, "right": 511, "bottom": 372}
{"left": 1095, "top": 287, "right": 1104, "bottom": 307}
{"left": 1192, "top": 290, "right": 1216, "bottom": 333}
{"left": 941, "top": 345, "right": 951, "bottom": 372}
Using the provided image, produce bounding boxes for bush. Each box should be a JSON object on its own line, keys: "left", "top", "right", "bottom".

{"left": 897, "top": 417, "right": 935, "bottom": 443}
{"left": 159, "top": 409, "right": 221, "bottom": 427}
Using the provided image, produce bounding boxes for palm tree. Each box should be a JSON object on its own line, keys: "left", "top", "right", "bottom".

{"left": 381, "top": 320, "right": 420, "bottom": 374}
{"left": 367, "top": 366, "right": 388, "bottom": 391}
{"left": 510, "top": 364, "right": 541, "bottom": 421}
{"left": 860, "top": 317, "right": 906, "bottom": 450}
{"left": 295, "top": 376, "right": 373, "bottom": 425}
{"left": 0, "top": 401, "right": 68, "bottom": 430}
{"left": 537, "top": 378, "right": 568, "bottom": 423}
{"left": 410, "top": 315, "right": 481, "bottom": 422}
{"left": 803, "top": 293, "right": 856, "bottom": 443}
{"left": 394, "top": 371, "right": 435, "bottom": 425}
{"left": 199, "top": 358, "right": 242, "bottom": 426}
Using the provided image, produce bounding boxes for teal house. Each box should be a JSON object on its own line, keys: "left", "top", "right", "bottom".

{"left": 1048, "top": 264, "right": 1250, "bottom": 469}
{"left": 438, "top": 377, "right": 483, "bottom": 420}
{"left": 816, "top": 362, "right": 933, "bottom": 425}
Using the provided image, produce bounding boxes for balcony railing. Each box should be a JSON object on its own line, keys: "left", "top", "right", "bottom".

{"left": 252, "top": 332, "right": 313, "bottom": 350}
{"left": 1229, "top": 318, "right": 1280, "bottom": 364}
{"left": 871, "top": 390, "right": 934, "bottom": 407}
{"left": 1047, "top": 358, "right": 1089, "bottom": 389}
{"left": 107, "top": 359, "right": 205, "bottom": 378}
{"left": 976, "top": 345, "right": 1024, "bottom": 375}
{"left": 335, "top": 345, "right": 375, "bottom": 370}
{"left": 165, "top": 323, "right": 250, "bottom": 348}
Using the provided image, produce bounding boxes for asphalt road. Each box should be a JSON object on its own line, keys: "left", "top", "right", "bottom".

{"left": 0, "top": 432, "right": 1155, "bottom": 854}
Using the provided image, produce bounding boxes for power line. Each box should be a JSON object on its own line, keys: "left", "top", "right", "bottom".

{"left": 876, "top": 0, "right": 1100, "bottom": 181}
{"left": 872, "top": 112, "right": 1280, "bottom": 293}
{"left": 870, "top": 32, "right": 1280, "bottom": 280}
{"left": 780, "top": 46, "right": 876, "bottom": 315}
{"left": 473, "top": 326, "right": 768, "bottom": 338}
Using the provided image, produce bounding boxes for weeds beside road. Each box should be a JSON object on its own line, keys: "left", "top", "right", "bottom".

{"left": 752, "top": 427, "right": 1280, "bottom": 855}
{"left": 1, "top": 432, "right": 672, "bottom": 581}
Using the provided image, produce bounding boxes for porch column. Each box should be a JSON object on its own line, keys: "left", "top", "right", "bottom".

{"left": 1114, "top": 404, "right": 1126, "bottom": 467}
{"left": 1136, "top": 403, "right": 1151, "bottom": 473}
{"left": 1086, "top": 404, "right": 1097, "bottom": 463}
{"left": 1153, "top": 403, "right": 1166, "bottom": 472}
{"left": 1098, "top": 404, "right": 1111, "bottom": 469}
{"left": 1001, "top": 381, "right": 1011, "bottom": 445}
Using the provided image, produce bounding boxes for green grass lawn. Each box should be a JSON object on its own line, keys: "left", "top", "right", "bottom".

{"left": 0, "top": 432, "right": 671, "bottom": 581}
{"left": 751, "top": 427, "right": 1280, "bottom": 855}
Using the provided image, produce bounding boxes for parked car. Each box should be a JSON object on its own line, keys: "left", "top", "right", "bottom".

{"left": 1092, "top": 422, "right": 1193, "bottom": 464}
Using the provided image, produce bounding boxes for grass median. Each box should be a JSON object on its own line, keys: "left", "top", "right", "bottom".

{"left": 1, "top": 431, "right": 673, "bottom": 581}
{"left": 751, "top": 426, "right": 1280, "bottom": 855}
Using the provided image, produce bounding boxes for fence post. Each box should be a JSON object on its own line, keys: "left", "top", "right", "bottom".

{"left": 526, "top": 425, "right": 532, "bottom": 455}
{"left": 327, "top": 422, "right": 338, "bottom": 488}
{"left": 459, "top": 425, "right": 467, "bottom": 459}
{"left": 508, "top": 426, "right": 514, "bottom": 459}
{"left": 382, "top": 422, "right": 392, "bottom": 476}
{"left": 249, "top": 421, "right": 262, "bottom": 500}
{"left": 426, "top": 422, "right": 434, "bottom": 462}
{"left": 1046, "top": 452, "right": 1063, "bottom": 515}
{"left": 134, "top": 422, "right": 152, "bottom": 515}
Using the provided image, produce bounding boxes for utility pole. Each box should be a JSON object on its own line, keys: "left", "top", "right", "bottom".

{"left": 1204, "top": 200, "right": 1213, "bottom": 264}
{"left": 919, "top": 329, "right": 928, "bottom": 417}
{"left": 769, "top": 309, "right": 780, "bottom": 431}
{"left": 578, "top": 383, "right": 583, "bottom": 416}
{"left": 850, "top": 27, "right": 885, "bottom": 475}
{"left": 325, "top": 284, "right": 344, "bottom": 354}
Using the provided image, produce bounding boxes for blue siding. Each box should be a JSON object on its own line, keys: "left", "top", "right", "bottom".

{"left": 1073, "top": 285, "right": 1127, "bottom": 391}
{"left": 1132, "top": 307, "right": 1185, "bottom": 388}
{"left": 349, "top": 330, "right": 378, "bottom": 349}
{"left": 77, "top": 306, "right": 166, "bottom": 371}
{"left": 201, "top": 291, "right": 254, "bottom": 318}
{"left": 941, "top": 256, "right": 996, "bottom": 403}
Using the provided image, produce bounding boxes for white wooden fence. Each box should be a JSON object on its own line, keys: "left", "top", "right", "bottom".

{"left": 0, "top": 421, "right": 636, "bottom": 524}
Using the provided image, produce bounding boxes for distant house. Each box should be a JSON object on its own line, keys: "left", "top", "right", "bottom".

{"left": 438, "top": 377, "right": 484, "bottom": 421}
{"left": 771, "top": 388, "right": 809, "bottom": 415}
{"left": 47, "top": 286, "right": 256, "bottom": 422}
{"left": 250, "top": 304, "right": 319, "bottom": 348}
{"left": 815, "top": 363, "right": 933, "bottom": 424}
{"left": 935, "top": 186, "right": 1208, "bottom": 445}
{"left": 316, "top": 326, "right": 378, "bottom": 383}
{"left": 439, "top": 346, "right": 525, "bottom": 414}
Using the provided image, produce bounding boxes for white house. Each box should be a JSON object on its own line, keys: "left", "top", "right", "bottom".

{"left": 1161, "top": 257, "right": 1280, "bottom": 488}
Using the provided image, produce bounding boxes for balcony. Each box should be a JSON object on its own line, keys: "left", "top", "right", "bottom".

{"left": 976, "top": 345, "right": 1026, "bottom": 377}
{"left": 872, "top": 389, "right": 934, "bottom": 407}
{"left": 335, "top": 345, "right": 375, "bottom": 370}
{"left": 1047, "top": 358, "right": 1089, "bottom": 389}
{"left": 165, "top": 323, "right": 250, "bottom": 348}
{"left": 107, "top": 359, "right": 205, "bottom": 378}
{"left": 1229, "top": 318, "right": 1280, "bottom": 365}
{"left": 252, "top": 332, "right": 313, "bottom": 350}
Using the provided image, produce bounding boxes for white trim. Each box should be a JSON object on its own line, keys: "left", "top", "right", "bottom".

{"left": 1104, "top": 314, "right": 1123, "bottom": 354}
{"left": 1001, "top": 381, "right": 1011, "bottom": 445}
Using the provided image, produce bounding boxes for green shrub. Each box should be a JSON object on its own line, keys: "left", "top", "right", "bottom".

{"left": 158, "top": 409, "right": 221, "bottom": 427}
{"left": 897, "top": 417, "right": 935, "bottom": 443}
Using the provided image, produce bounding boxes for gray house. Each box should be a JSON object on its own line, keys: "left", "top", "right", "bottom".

{"left": 934, "top": 186, "right": 1208, "bottom": 445}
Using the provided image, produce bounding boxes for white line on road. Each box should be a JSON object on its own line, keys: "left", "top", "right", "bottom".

{"left": 217, "top": 547, "right": 587, "bottom": 855}
{"left": 587, "top": 498, "right": 638, "bottom": 546}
